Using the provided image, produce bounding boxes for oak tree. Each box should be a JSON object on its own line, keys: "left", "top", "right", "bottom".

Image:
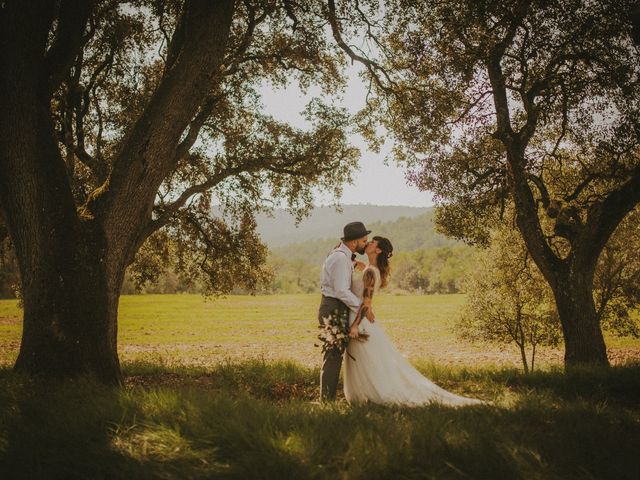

{"left": 0, "top": 0, "right": 360, "bottom": 382}
{"left": 362, "top": 0, "right": 640, "bottom": 366}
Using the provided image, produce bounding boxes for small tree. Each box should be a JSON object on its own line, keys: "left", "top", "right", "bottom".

{"left": 457, "top": 227, "right": 561, "bottom": 373}
{"left": 458, "top": 209, "right": 640, "bottom": 372}
{"left": 594, "top": 209, "right": 640, "bottom": 338}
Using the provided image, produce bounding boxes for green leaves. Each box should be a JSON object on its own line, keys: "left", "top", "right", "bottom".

{"left": 367, "top": 0, "right": 639, "bottom": 247}
{"left": 457, "top": 225, "right": 562, "bottom": 372}
{"left": 49, "top": 1, "right": 367, "bottom": 295}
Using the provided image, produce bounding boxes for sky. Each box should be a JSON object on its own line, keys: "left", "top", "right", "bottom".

{"left": 258, "top": 67, "right": 434, "bottom": 208}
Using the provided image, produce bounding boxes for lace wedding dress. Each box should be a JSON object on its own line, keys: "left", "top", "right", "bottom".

{"left": 344, "top": 265, "right": 485, "bottom": 407}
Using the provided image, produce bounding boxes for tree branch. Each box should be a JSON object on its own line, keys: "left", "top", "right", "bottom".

{"left": 164, "top": 1, "right": 187, "bottom": 73}
{"left": 579, "top": 167, "right": 640, "bottom": 267}
{"left": 174, "top": 94, "right": 224, "bottom": 163}
{"left": 326, "top": 0, "right": 396, "bottom": 94}
{"left": 140, "top": 165, "right": 245, "bottom": 243}
{"left": 484, "top": 1, "right": 564, "bottom": 281}
{"left": 526, "top": 173, "right": 550, "bottom": 209}
{"left": 564, "top": 171, "right": 599, "bottom": 204}
{"left": 220, "top": 1, "right": 272, "bottom": 77}
{"left": 63, "top": 46, "right": 109, "bottom": 183}
{"left": 89, "top": 0, "right": 235, "bottom": 254}
{"left": 44, "top": 0, "right": 96, "bottom": 93}
{"left": 138, "top": 122, "right": 346, "bottom": 247}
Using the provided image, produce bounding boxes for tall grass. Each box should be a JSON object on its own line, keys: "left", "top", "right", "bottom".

{"left": 1, "top": 360, "right": 639, "bottom": 479}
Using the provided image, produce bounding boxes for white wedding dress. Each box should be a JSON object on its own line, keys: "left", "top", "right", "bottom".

{"left": 344, "top": 266, "right": 485, "bottom": 407}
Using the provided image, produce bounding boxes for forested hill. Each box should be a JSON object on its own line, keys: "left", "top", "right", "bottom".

{"left": 252, "top": 205, "right": 431, "bottom": 247}
{"left": 270, "top": 209, "right": 461, "bottom": 264}
{"left": 266, "top": 209, "right": 473, "bottom": 294}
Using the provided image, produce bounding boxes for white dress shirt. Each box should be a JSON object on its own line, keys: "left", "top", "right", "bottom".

{"left": 320, "top": 243, "right": 362, "bottom": 313}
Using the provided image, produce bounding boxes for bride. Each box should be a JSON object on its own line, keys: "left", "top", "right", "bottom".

{"left": 344, "top": 236, "right": 485, "bottom": 407}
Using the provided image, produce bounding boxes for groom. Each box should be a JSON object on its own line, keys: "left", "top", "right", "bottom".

{"left": 318, "top": 221, "right": 375, "bottom": 401}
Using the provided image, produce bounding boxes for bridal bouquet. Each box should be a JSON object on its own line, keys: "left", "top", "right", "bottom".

{"left": 316, "top": 310, "right": 350, "bottom": 355}
{"left": 316, "top": 309, "right": 369, "bottom": 357}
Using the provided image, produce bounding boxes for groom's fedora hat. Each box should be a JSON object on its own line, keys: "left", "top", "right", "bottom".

{"left": 341, "top": 221, "right": 371, "bottom": 241}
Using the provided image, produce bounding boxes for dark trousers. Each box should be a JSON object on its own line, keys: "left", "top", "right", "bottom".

{"left": 318, "top": 295, "right": 349, "bottom": 401}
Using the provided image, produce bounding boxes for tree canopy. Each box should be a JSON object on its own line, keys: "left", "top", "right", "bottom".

{"left": 50, "top": 0, "right": 362, "bottom": 295}
{"left": 349, "top": 0, "right": 640, "bottom": 366}
{"left": 0, "top": 0, "right": 374, "bottom": 381}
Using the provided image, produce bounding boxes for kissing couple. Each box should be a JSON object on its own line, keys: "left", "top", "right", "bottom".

{"left": 318, "top": 221, "right": 485, "bottom": 407}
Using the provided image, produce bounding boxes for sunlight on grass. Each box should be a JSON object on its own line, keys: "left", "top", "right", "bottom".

{"left": 0, "top": 362, "right": 639, "bottom": 479}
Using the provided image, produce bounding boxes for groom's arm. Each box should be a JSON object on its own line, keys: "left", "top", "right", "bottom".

{"left": 327, "top": 253, "right": 361, "bottom": 313}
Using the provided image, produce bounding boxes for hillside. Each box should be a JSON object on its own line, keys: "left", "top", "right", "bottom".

{"left": 251, "top": 205, "right": 431, "bottom": 247}
{"left": 116, "top": 204, "right": 471, "bottom": 296}
{"left": 266, "top": 210, "right": 474, "bottom": 294}
{"left": 270, "top": 209, "right": 460, "bottom": 264}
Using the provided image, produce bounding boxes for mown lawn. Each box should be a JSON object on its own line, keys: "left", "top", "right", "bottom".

{"left": 0, "top": 294, "right": 639, "bottom": 479}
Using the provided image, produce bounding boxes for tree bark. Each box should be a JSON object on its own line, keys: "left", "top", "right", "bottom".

{"left": 13, "top": 224, "right": 122, "bottom": 384}
{"left": 518, "top": 342, "right": 529, "bottom": 374}
{"left": 553, "top": 270, "right": 609, "bottom": 367}
{"left": 0, "top": 0, "right": 235, "bottom": 383}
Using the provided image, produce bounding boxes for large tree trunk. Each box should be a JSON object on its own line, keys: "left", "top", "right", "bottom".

{"left": 0, "top": 2, "right": 121, "bottom": 383}
{"left": 14, "top": 224, "right": 123, "bottom": 384}
{"left": 503, "top": 141, "right": 614, "bottom": 368}
{"left": 0, "top": 0, "right": 234, "bottom": 383}
{"left": 553, "top": 270, "right": 609, "bottom": 367}
{"left": 511, "top": 187, "right": 612, "bottom": 366}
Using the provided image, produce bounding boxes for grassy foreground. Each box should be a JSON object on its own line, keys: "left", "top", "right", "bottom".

{"left": 1, "top": 294, "right": 639, "bottom": 478}
{"left": 1, "top": 360, "right": 639, "bottom": 479}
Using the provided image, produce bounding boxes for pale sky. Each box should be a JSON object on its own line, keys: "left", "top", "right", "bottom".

{"left": 258, "top": 66, "right": 434, "bottom": 208}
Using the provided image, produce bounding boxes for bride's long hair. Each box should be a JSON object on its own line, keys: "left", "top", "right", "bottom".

{"left": 373, "top": 236, "right": 393, "bottom": 288}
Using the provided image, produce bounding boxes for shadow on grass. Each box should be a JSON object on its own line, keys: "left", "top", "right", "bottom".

{"left": 0, "top": 373, "right": 150, "bottom": 479}
{"left": 0, "top": 362, "right": 639, "bottom": 479}
{"left": 412, "top": 360, "right": 640, "bottom": 408}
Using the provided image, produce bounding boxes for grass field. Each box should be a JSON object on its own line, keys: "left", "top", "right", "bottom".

{"left": 1, "top": 360, "right": 639, "bottom": 479}
{"left": 1, "top": 293, "right": 638, "bottom": 369}
{"left": 1, "top": 294, "right": 639, "bottom": 479}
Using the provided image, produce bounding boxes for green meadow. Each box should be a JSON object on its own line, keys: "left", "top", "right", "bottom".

{"left": 1, "top": 294, "right": 639, "bottom": 479}
{"left": 1, "top": 293, "right": 638, "bottom": 368}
